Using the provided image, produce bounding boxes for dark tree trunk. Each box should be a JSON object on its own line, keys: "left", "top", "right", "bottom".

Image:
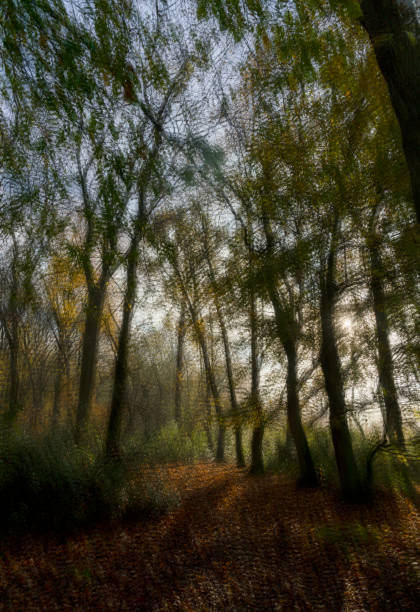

{"left": 51, "top": 351, "right": 65, "bottom": 429}
{"left": 203, "top": 376, "right": 215, "bottom": 452}
{"left": 75, "top": 284, "right": 106, "bottom": 443}
{"left": 215, "top": 298, "right": 245, "bottom": 467}
{"left": 266, "top": 281, "right": 318, "bottom": 485}
{"left": 284, "top": 338, "right": 319, "bottom": 487}
{"left": 190, "top": 306, "right": 225, "bottom": 461}
{"left": 250, "top": 425, "right": 264, "bottom": 473}
{"left": 249, "top": 285, "right": 264, "bottom": 474}
{"left": 260, "top": 209, "right": 317, "bottom": 482}
{"left": 105, "top": 239, "right": 140, "bottom": 460}
{"left": 285, "top": 424, "right": 294, "bottom": 456}
{"left": 360, "top": 0, "right": 420, "bottom": 223}
{"left": 4, "top": 252, "right": 20, "bottom": 426}
{"left": 6, "top": 330, "right": 19, "bottom": 423}
{"left": 319, "top": 247, "right": 363, "bottom": 500}
{"left": 215, "top": 423, "right": 226, "bottom": 463}
{"left": 174, "top": 302, "right": 186, "bottom": 426}
{"left": 369, "top": 237, "right": 405, "bottom": 445}
{"left": 7, "top": 332, "right": 19, "bottom": 425}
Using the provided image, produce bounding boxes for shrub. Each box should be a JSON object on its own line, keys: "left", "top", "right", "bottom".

{"left": 0, "top": 428, "right": 177, "bottom": 536}
{"left": 262, "top": 424, "right": 419, "bottom": 499}
{"left": 134, "top": 421, "right": 211, "bottom": 464}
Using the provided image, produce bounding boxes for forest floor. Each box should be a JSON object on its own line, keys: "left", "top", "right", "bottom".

{"left": 0, "top": 463, "right": 419, "bottom": 611}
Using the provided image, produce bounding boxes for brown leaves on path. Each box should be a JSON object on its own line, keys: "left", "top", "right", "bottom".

{"left": 0, "top": 463, "right": 419, "bottom": 611}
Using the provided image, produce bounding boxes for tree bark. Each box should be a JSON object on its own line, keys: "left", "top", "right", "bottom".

{"left": 203, "top": 375, "right": 215, "bottom": 452}
{"left": 174, "top": 302, "right": 186, "bottom": 426}
{"left": 261, "top": 212, "right": 317, "bottom": 484}
{"left": 52, "top": 371, "right": 62, "bottom": 429}
{"left": 249, "top": 284, "right": 264, "bottom": 474}
{"left": 284, "top": 337, "right": 319, "bottom": 486}
{"left": 369, "top": 236, "right": 405, "bottom": 445}
{"left": 360, "top": 0, "right": 420, "bottom": 223}
{"left": 74, "top": 284, "right": 106, "bottom": 443}
{"left": 51, "top": 352, "right": 65, "bottom": 429}
{"left": 201, "top": 214, "right": 245, "bottom": 466}
{"left": 6, "top": 327, "right": 19, "bottom": 425}
{"left": 211, "top": 281, "right": 245, "bottom": 466}
{"left": 3, "top": 247, "right": 20, "bottom": 427}
{"left": 190, "top": 305, "right": 226, "bottom": 461}
{"left": 105, "top": 235, "right": 141, "bottom": 459}
{"left": 319, "top": 247, "right": 363, "bottom": 500}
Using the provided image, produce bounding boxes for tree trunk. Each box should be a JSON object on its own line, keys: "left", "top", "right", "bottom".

{"left": 284, "top": 338, "right": 319, "bottom": 486}
{"left": 319, "top": 281, "right": 363, "bottom": 500}
{"left": 203, "top": 376, "right": 215, "bottom": 452}
{"left": 7, "top": 331, "right": 19, "bottom": 425}
{"left": 51, "top": 353, "right": 64, "bottom": 429}
{"left": 74, "top": 284, "right": 106, "bottom": 443}
{"left": 260, "top": 209, "right": 317, "bottom": 482}
{"left": 4, "top": 251, "right": 20, "bottom": 427}
{"left": 190, "top": 307, "right": 225, "bottom": 461}
{"left": 360, "top": 0, "right": 420, "bottom": 223}
{"left": 215, "top": 298, "right": 245, "bottom": 467}
{"left": 105, "top": 240, "right": 139, "bottom": 459}
{"left": 369, "top": 237, "right": 405, "bottom": 445}
{"left": 249, "top": 284, "right": 264, "bottom": 474}
{"left": 202, "top": 224, "right": 245, "bottom": 467}
{"left": 174, "top": 302, "right": 186, "bottom": 426}
{"left": 266, "top": 281, "right": 318, "bottom": 485}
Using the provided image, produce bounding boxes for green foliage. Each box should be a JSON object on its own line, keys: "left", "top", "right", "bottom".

{"left": 267, "top": 426, "right": 420, "bottom": 500}
{"left": 137, "top": 421, "right": 211, "bottom": 464}
{"left": 197, "top": 0, "right": 264, "bottom": 40}
{"left": 0, "top": 428, "right": 177, "bottom": 535}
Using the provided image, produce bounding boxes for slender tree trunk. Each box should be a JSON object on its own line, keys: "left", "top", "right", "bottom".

{"left": 51, "top": 352, "right": 64, "bottom": 429}
{"left": 105, "top": 239, "right": 139, "bottom": 459}
{"left": 4, "top": 250, "right": 20, "bottom": 426}
{"left": 260, "top": 209, "right": 317, "bottom": 482}
{"left": 170, "top": 245, "right": 225, "bottom": 461}
{"left": 360, "top": 0, "right": 420, "bottom": 223}
{"left": 284, "top": 338, "right": 319, "bottom": 486}
{"left": 249, "top": 285, "right": 264, "bottom": 474}
{"left": 369, "top": 237, "right": 405, "bottom": 445}
{"left": 190, "top": 307, "right": 225, "bottom": 461}
{"left": 214, "top": 297, "right": 245, "bottom": 466}
{"left": 75, "top": 284, "right": 106, "bottom": 443}
{"left": 7, "top": 331, "right": 19, "bottom": 425}
{"left": 266, "top": 282, "right": 318, "bottom": 484}
{"left": 201, "top": 224, "right": 245, "bottom": 466}
{"left": 319, "top": 252, "right": 363, "bottom": 499}
{"left": 174, "top": 302, "right": 186, "bottom": 426}
{"left": 104, "top": 117, "right": 165, "bottom": 457}
{"left": 204, "top": 375, "right": 215, "bottom": 452}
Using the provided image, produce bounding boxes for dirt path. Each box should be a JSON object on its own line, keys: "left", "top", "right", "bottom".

{"left": 0, "top": 464, "right": 419, "bottom": 611}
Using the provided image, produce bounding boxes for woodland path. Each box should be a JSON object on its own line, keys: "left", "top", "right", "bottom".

{"left": 0, "top": 464, "right": 419, "bottom": 611}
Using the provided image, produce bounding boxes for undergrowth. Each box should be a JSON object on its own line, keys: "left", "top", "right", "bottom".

{"left": 265, "top": 426, "right": 420, "bottom": 500}
{"left": 0, "top": 426, "right": 178, "bottom": 536}
{"left": 126, "top": 421, "right": 211, "bottom": 464}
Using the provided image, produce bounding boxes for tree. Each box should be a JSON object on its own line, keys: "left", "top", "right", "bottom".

{"left": 197, "top": 207, "right": 246, "bottom": 467}
{"left": 174, "top": 301, "right": 187, "bottom": 425}
{"left": 196, "top": 0, "right": 420, "bottom": 223}
{"left": 105, "top": 0, "right": 209, "bottom": 458}
{"left": 359, "top": 0, "right": 420, "bottom": 223}
{"left": 160, "top": 212, "right": 227, "bottom": 462}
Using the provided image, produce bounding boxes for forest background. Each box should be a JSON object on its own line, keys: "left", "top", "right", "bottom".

{"left": 0, "top": 0, "right": 419, "bottom": 535}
